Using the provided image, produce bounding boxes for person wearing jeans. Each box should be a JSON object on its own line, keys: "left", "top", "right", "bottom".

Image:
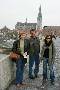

{"left": 29, "top": 54, "right": 40, "bottom": 78}
{"left": 16, "top": 57, "right": 25, "bottom": 85}
{"left": 41, "top": 35, "right": 56, "bottom": 85}
{"left": 12, "top": 32, "right": 28, "bottom": 87}
{"left": 27, "top": 29, "right": 40, "bottom": 79}
{"left": 43, "top": 58, "right": 55, "bottom": 82}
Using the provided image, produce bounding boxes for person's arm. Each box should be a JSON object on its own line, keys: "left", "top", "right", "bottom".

{"left": 38, "top": 38, "right": 40, "bottom": 53}
{"left": 52, "top": 43, "right": 56, "bottom": 63}
{"left": 12, "top": 41, "right": 17, "bottom": 53}
{"left": 12, "top": 40, "right": 21, "bottom": 55}
{"left": 41, "top": 44, "right": 44, "bottom": 61}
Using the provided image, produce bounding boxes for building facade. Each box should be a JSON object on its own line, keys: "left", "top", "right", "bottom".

{"left": 43, "top": 26, "right": 60, "bottom": 36}
{"left": 15, "top": 5, "right": 42, "bottom": 31}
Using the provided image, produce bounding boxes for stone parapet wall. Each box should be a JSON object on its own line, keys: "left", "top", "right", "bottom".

{"left": 0, "top": 55, "right": 16, "bottom": 90}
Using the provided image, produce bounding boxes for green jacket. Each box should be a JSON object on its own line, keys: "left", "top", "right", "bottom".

{"left": 27, "top": 37, "right": 40, "bottom": 55}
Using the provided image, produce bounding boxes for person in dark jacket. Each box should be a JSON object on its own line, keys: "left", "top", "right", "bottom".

{"left": 41, "top": 35, "right": 56, "bottom": 85}
{"left": 12, "top": 32, "right": 28, "bottom": 87}
{"left": 27, "top": 29, "right": 40, "bottom": 79}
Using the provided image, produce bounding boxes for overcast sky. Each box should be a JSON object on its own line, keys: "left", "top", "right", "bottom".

{"left": 0, "top": 0, "right": 60, "bottom": 29}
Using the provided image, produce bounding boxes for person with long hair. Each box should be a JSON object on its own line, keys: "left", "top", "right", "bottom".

{"left": 41, "top": 35, "right": 56, "bottom": 85}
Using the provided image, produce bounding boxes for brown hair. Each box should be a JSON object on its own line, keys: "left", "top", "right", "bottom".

{"left": 45, "top": 35, "right": 52, "bottom": 40}
{"left": 44, "top": 35, "right": 52, "bottom": 46}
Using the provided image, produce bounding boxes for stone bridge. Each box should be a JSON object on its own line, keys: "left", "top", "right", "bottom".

{"left": 0, "top": 37, "right": 60, "bottom": 90}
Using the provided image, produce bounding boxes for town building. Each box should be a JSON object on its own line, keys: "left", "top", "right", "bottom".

{"left": 15, "top": 5, "right": 42, "bottom": 31}
{"left": 43, "top": 26, "right": 60, "bottom": 36}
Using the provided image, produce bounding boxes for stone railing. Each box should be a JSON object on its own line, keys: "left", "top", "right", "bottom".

{"left": 0, "top": 55, "right": 16, "bottom": 90}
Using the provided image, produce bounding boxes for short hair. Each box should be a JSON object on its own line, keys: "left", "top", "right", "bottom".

{"left": 30, "top": 29, "right": 35, "bottom": 33}
{"left": 19, "top": 32, "right": 25, "bottom": 38}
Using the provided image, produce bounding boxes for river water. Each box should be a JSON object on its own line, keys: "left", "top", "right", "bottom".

{"left": 0, "top": 53, "right": 7, "bottom": 60}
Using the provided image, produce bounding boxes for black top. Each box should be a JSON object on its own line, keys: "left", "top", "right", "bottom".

{"left": 43, "top": 48, "right": 49, "bottom": 58}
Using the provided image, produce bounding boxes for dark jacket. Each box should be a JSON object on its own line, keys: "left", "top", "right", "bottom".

{"left": 12, "top": 39, "right": 28, "bottom": 58}
{"left": 41, "top": 42, "right": 56, "bottom": 65}
{"left": 27, "top": 37, "right": 40, "bottom": 55}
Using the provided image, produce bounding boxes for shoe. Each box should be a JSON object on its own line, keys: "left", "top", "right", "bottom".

{"left": 51, "top": 81, "right": 54, "bottom": 85}
{"left": 16, "top": 84, "right": 21, "bottom": 88}
{"left": 16, "top": 83, "right": 27, "bottom": 88}
{"left": 16, "top": 84, "right": 20, "bottom": 88}
{"left": 29, "top": 75, "right": 35, "bottom": 79}
{"left": 35, "top": 74, "right": 38, "bottom": 78}
{"left": 42, "top": 79, "right": 47, "bottom": 85}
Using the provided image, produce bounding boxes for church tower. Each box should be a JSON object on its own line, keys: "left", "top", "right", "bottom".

{"left": 37, "top": 5, "right": 42, "bottom": 30}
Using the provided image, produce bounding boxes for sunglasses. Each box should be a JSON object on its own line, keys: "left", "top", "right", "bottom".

{"left": 46, "top": 38, "right": 51, "bottom": 39}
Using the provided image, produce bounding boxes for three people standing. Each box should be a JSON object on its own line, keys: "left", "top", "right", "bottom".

{"left": 12, "top": 29, "right": 56, "bottom": 87}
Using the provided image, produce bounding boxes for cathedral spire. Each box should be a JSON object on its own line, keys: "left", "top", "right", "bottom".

{"left": 39, "top": 5, "right": 41, "bottom": 13}
{"left": 26, "top": 18, "right": 27, "bottom": 23}
{"left": 37, "top": 5, "right": 42, "bottom": 30}
{"left": 38, "top": 5, "right": 42, "bottom": 19}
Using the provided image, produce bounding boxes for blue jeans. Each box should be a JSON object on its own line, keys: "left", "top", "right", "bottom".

{"left": 43, "top": 58, "right": 55, "bottom": 81}
{"left": 29, "top": 54, "right": 40, "bottom": 77}
{"left": 16, "top": 57, "right": 25, "bottom": 84}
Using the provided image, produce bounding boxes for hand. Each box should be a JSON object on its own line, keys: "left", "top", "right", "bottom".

{"left": 23, "top": 52, "right": 27, "bottom": 58}
{"left": 24, "top": 52, "right": 27, "bottom": 55}
{"left": 17, "top": 55, "right": 20, "bottom": 59}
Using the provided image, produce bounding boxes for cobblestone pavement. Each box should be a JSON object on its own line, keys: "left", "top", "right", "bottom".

{"left": 7, "top": 63, "right": 60, "bottom": 90}
{"left": 8, "top": 37, "right": 60, "bottom": 90}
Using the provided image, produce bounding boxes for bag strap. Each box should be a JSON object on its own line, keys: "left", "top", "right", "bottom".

{"left": 18, "top": 40, "right": 20, "bottom": 48}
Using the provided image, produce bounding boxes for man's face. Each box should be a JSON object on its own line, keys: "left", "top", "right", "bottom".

{"left": 30, "top": 31, "right": 35, "bottom": 37}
